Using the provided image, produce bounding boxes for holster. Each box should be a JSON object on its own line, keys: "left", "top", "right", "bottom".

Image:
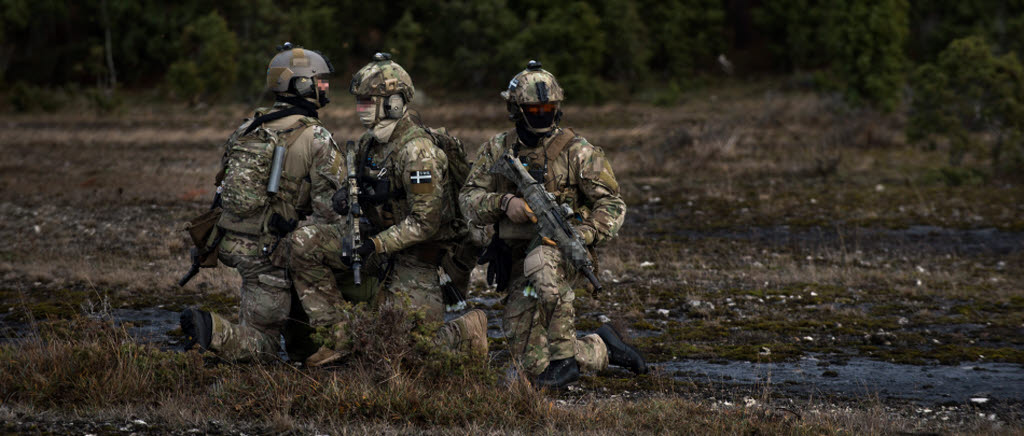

{"left": 185, "top": 208, "right": 223, "bottom": 268}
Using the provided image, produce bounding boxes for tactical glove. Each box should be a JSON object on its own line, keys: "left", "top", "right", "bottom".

{"left": 331, "top": 188, "right": 349, "bottom": 215}
{"left": 503, "top": 195, "right": 537, "bottom": 224}
{"left": 355, "top": 241, "right": 376, "bottom": 257}
{"left": 267, "top": 213, "right": 298, "bottom": 237}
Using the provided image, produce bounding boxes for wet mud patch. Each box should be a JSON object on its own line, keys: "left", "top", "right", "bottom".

{"left": 663, "top": 357, "right": 1024, "bottom": 405}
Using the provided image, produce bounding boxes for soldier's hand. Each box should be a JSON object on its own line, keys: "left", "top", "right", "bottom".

{"left": 504, "top": 196, "right": 537, "bottom": 224}
{"left": 355, "top": 241, "right": 376, "bottom": 257}
{"left": 331, "top": 188, "right": 349, "bottom": 215}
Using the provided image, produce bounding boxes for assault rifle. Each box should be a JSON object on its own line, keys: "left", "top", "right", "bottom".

{"left": 490, "top": 151, "right": 602, "bottom": 291}
{"left": 342, "top": 141, "right": 363, "bottom": 284}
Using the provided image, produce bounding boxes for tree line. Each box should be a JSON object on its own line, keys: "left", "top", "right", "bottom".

{"left": 2, "top": 0, "right": 1023, "bottom": 173}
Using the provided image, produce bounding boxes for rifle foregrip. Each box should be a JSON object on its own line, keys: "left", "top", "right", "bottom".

{"left": 582, "top": 268, "right": 602, "bottom": 291}
{"left": 353, "top": 262, "right": 362, "bottom": 286}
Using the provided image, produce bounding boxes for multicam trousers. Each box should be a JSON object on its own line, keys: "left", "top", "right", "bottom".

{"left": 502, "top": 244, "right": 609, "bottom": 376}
{"left": 208, "top": 233, "right": 291, "bottom": 362}
{"left": 288, "top": 223, "right": 382, "bottom": 352}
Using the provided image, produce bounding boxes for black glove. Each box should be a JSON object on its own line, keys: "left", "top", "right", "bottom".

{"left": 331, "top": 188, "right": 349, "bottom": 215}
{"left": 355, "top": 242, "right": 376, "bottom": 257}
{"left": 267, "top": 213, "right": 298, "bottom": 237}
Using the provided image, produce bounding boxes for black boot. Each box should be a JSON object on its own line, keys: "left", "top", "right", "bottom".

{"left": 597, "top": 324, "right": 648, "bottom": 374}
{"left": 180, "top": 308, "right": 213, "bottom": 352}
{"left": 535, "top": 357, "right": 580, "bottom": 389}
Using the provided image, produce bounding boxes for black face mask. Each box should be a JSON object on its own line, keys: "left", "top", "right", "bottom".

{"left": 523, "top": 111, "right": 557, "bottom": 132}
{"left": 515, "top": 120, "right": 544, "bottom": 148}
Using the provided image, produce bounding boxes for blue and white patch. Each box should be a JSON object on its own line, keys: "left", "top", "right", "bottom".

{"left": 508, "top": 78, "right": 519, "bottom": 91}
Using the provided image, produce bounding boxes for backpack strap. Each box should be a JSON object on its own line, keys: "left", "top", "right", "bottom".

{"left": 543, "top": 127, "right": 579, "bottom": 162}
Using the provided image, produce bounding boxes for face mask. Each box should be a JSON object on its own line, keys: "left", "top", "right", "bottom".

{"left": 519, "top": 103, "right": 559, "bottom": 133}
{"left": 356, "top": 97, "right": 377, "bottom": 128}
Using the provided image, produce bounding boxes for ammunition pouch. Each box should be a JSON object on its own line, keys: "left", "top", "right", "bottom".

{"left": 497, "top": 218, "right": 535, "bottom": 240}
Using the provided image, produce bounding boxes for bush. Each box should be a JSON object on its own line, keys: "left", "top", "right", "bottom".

{"left": 823, "top": 0, "right": 909, "bottom": 111}
{"left": 8, "top": 82, "right": 64, "bottom": 112}
{"left": 755, "top": 0, "right": 909, "bottom": 110}
{"left": 908, "top": 36, "right": 1024, "bottom": 176}
{"left": 166, "top": 11, "right": 239, "bottom": 103}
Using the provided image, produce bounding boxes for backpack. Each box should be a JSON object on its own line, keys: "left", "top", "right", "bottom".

{"left": 217, "top": 116, "right": 318, "bottom": 234}
{"left": 424, "top": 127, "right": 471, "bottom": 190}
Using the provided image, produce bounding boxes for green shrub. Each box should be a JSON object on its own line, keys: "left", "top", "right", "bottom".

{"left": 908, "top": 36, "right": 1024, "bottom": 176}
{"left": 755, "top": 0, "right": 909, "bottom": 110}
{"left": 166, "top": 11, "right": 239, "bottom": 103}
{"left": 8, "top": 82, "right": 64, "bottom": 112}
{"left": 823, "top": 0, "right": 909, "bottom": 111}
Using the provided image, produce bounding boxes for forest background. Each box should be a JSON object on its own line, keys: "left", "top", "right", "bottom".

{"left": 3, "top": 0, "right": 1023, "bottom": 175}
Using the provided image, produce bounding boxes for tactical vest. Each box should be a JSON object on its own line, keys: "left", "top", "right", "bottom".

{"left": 217, "top": 115, "right": 320, "bottom": 236}
{"left": 358, "top": 117, "right": 467, "bottom": 240}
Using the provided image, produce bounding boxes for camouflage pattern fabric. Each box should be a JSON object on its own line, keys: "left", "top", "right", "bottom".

{"left": 206, "top": 103, "right": 344, "bottom": 363}
{"left": 502, "top": 245, "right": 608, "bottom": 375}
{"left": 361, "top": 115, "right": 462, "bottom": 254}
{"left": 459, "top": 127, "right": 626, "bottom": 376}
{"left": 289, "top": 222, "right": 382, "bottom": 328}
{"left": 208, "top": 233, "right": 291, "bottom": 362}
{"left": 501, "top": 66, "right": 564, "bottom": 104}
{"left": 349, "top": 56, "right": 415, "bottom": 102}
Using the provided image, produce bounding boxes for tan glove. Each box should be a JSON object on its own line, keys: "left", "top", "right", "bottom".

{"left": 503, "top": 195, "right": 537, "bottom": 224}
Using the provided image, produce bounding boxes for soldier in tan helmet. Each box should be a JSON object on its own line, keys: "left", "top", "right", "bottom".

{"left": 287, "top": 53, "right": 488, "bottom": 365}
{"left": 179, "top": 43, "right": 348, "bottom": 362}
{"left": 460, "top": 61, "right": 647, "bottom": 388}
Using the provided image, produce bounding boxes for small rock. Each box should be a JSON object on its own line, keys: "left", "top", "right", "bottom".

{"left": 743, "top": 397, "right": 757, "bottom": 407}
{"left": 33, "top": 225, "right": 41, "bottom": 233}
{"left": 970, "top": 397, "right": 989, "bottom": 404}
{"left": 759, "top": 347, "right": 771, "bottom": 356}
{"left": 132, "top": 419, "right": 147, "bottom": 426}
{"left": 875, "top": 184, "right": 885, "bottom": 192}
{"left": 802, "top": 336, "right": 814, "bottom": 342}
{"left": 656, "top": 309, "right": 670, "bottom": 317}
{"left": 898, "top": 317, "right": 909, "bottom": 326}
{"left": 640, "top": 261, "right": 655, "bottom": 268}
{"left": 598, "top": 314, "right": 611, "bottom": 324}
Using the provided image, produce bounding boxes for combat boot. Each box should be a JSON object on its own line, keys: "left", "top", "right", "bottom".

{"left": 180, "top": 308, "right": 212, "bottom": 352}
{"left": 596, "top": 324, "right": 648, "bottom": 374}
{"left": 436, "top": 309, "right": 489, "bottom": 356}
{"left": 305, "top": 345, "right": 344, "bottom": 367}
{"left": 535, "top": 357, "right": 580, "bottom": 389}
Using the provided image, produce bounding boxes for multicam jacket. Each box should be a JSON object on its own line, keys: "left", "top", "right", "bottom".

{"left": 359, "top": 114, "right": 461, "bottom": 253}
{"left": 459, "top": 127, "right": 625, "bottom": 248}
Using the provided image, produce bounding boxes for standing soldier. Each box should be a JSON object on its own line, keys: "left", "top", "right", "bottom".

{"left": 289, "top": 53, "right": 487, "bottom": 366}
{"left": 179, "top": 43, "right": 343, "bottom": 362}
{"left": 459, "top": 61, "right": 647, "bottom": 388}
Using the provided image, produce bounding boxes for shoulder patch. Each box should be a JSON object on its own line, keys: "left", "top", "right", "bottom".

{"left": 409, "top": 170, "right": 434, "bottom": 194}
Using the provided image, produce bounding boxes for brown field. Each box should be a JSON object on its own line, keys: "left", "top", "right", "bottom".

{"left": 1, "top": 83, "right": 1022, "bottom": 434}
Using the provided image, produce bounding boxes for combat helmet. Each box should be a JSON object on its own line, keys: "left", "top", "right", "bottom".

{"left": 266, "top": 42, "right": 335, "bottom": 107}
{"left": 502, "top": 60, "right": 563, "bottom": 134}
{"left": 349, "top": 52, "right": 415, "bottom": 103}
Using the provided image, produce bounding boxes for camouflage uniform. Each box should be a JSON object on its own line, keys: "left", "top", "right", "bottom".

{"left": 459, "top": 64, "right": 626, "bottom": 377}
{"left": 287, "top": 54, "right": 485, "bottom": 362}
{"left": 208, "top": 102, "right": 343, "bottom": 362}
{"left": 358, "top": 114, "right": 464, "bottom": 323}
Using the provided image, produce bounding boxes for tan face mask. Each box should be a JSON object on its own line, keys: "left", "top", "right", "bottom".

{"left": 356, "top": 97, "right": 377, "bottom": 128}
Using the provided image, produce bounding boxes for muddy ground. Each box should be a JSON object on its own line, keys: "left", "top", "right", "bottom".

{"left": 1, "top": 85, "right": 1022, "bottom": 433}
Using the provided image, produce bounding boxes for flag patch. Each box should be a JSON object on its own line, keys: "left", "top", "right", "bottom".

{"left": 409, "top": 170, "right": 434, "bottom": 194}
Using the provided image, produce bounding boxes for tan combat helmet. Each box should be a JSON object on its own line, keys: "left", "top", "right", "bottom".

{"left": 349, "top": 52, "right": 415, "bottom": 103}
{"left": 501, "top": 60, "right": 564, "bottom": 105}
{"left": 266, "top": 42, "right": 334, "bottom": 104}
